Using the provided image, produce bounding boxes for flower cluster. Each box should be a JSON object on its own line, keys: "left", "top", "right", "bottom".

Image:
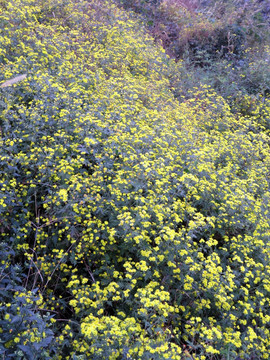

{"left": 0, "top": 0, "right": 269, "bottom": 359}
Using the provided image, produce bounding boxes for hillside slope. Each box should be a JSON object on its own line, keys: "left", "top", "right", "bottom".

{"left": 0, "top": 0, "right": 270, "bottom": 359}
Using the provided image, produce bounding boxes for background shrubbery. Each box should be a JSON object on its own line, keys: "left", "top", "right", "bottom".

{"left": 0, "top": 0, "right": 270, "bottom": 359}
{"left": 116, "top": 0, "right": 270, "bottom": 107}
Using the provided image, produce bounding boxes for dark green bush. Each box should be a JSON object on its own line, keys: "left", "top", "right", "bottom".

{"left": 0, "top": 243, "right": 57, "bottom": 359}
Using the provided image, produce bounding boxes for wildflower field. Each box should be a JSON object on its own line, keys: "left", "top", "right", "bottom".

{"left": 0, "top": 0, "right": 270, "bottom": 359}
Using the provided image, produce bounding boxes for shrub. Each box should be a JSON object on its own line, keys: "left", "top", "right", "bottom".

{"left": 0, "top": 243, "right": 57, "bottom": 359}
{"left": 0, "top": 0, "right": 270, "bottom": 359}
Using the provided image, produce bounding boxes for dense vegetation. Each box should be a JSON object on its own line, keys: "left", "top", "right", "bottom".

{"left": 0, "top": 0, "right": 269, "bottom": 359}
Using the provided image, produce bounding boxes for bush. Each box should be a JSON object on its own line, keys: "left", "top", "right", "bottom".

{"left": 0, "top": 243, "right": 57, "bottom": 359}
{"left": 0, "top": 0, "right": 270, "bottom": 359}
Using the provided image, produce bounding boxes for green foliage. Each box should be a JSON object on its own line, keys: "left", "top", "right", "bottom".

{"left": 116, "top": 0, "right": 270, "bottom": 60}
{"left": 0, "top": 0, "right": 270, "bottom": 359}
{"left": 115, "top": 0, "right": 270, "bottom": 108}
{"left": 0, "top": 243, "right": 56, "bottom": 359}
